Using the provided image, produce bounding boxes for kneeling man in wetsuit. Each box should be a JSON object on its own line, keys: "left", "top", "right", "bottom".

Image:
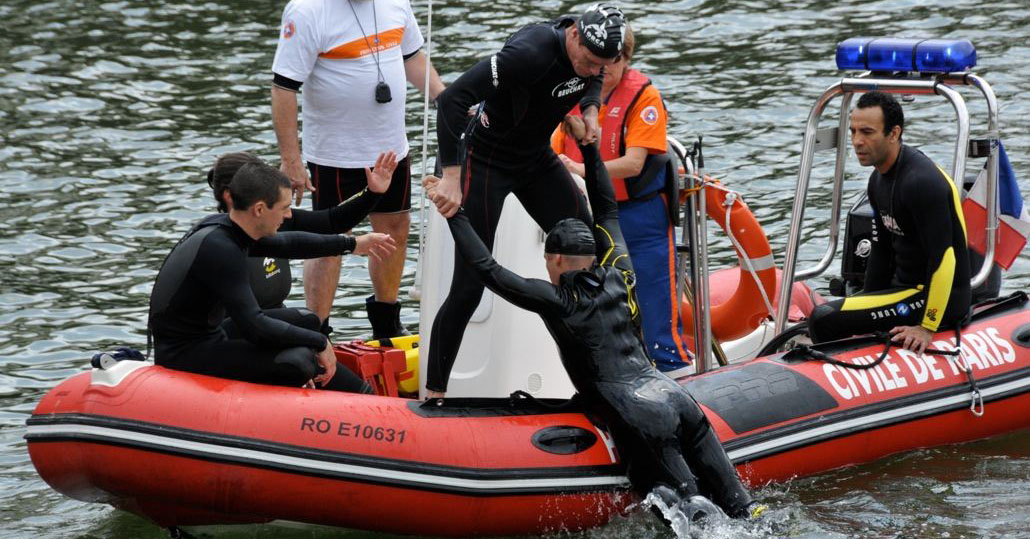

{"left": 150, "top": 161, "right": 396, "bottom": 392}
{"left": 424, "top": 117, "right": 762, "bottom": 520}
{"left": 809, "top": 91, "right": 971, "bottom": 353}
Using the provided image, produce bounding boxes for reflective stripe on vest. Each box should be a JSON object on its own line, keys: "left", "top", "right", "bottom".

{"left": 562, "top": 68, "right": 652, "bottom": 202}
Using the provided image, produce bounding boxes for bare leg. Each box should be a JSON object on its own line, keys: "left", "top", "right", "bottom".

{"left": 368, "top": 211, "right": 409, "bottom": 302}
{"left": 303, "top": 256, "right": 342, "bottom": 322}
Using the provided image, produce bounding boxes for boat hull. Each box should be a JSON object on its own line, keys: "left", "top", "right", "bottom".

{"left": 27, "top": 367, "right": 633, "bottom": 536}
{"left": 26, "top": 298, "right": 1030, "bottom": 535}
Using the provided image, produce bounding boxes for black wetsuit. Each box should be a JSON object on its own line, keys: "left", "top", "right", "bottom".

{"left": 247, "top": 188, "right": 381, "bottom": 309}
{"left": 444, "top": 142, "right": 754, "bottom": 517}
{"left": 150, "top": 214, "right": 366, "bottom": 391}
{"left": 810, "top": 145, "right": 971, "bottom": 341}
{"left": 427, "top": 16, "right": 603, "bottom": 391}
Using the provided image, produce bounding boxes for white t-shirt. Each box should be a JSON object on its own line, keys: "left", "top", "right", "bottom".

{"left": 272, "top": 0, "right": 424, "bottom": 168}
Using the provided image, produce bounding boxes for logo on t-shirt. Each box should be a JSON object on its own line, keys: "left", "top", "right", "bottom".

{"left": 283, "top": 20, "right": 296, "bottom": 39}
{"left": 641, "top": 105, "right": 659, "bottom": 125}
{"left": 553, "top": 77, "right": 586, "bottom": 98}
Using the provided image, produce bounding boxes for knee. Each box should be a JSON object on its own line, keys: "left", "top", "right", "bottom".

{"left": 294, "top": 308, "right": 322, "bottom": 332}
{"left": 372, "top": 213, "right": 410, "bottom": 240}
{"left": 808, "top": 303, "right": 837, "bottom": 343}
{"left": 273, "top": 347, "right": 317, "bottom": 385}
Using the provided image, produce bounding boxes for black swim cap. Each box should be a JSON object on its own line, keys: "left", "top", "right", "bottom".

{"left": 577, "top": 3, "right": 625, "bottom": 60}
{"left": 545, "top": 218, "right": 595, "bottom": 256}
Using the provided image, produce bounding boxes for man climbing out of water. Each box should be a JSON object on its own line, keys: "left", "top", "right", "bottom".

{"left": 423, "top": 115, "right": 764, "bottom": 521}
{"left": 550, "top": 24, "right": 691, "bottom": 376}
{"left": 425, "top": 3, "right": 624, "bottom": 397}
{"left": 808, "top": 91, "right": 971, "bottom": 354}
{"left": 150, "top": 159, "right": 397, "bottom": 392}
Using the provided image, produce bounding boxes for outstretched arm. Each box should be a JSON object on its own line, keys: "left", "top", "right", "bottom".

{"left": 445, "top": 211, "right": 566, "bottom": 315}
{"left": 564, "top": 117, "right": 633, "bottom": 274}
{"left": 282, "top": 151, "right": 396, "bottom": 233}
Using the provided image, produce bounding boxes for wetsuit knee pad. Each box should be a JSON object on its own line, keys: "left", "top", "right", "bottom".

{"left": 273, "top": 347, "right": 317, "bottom": 385}
{"left": 807, "top": 302, "right": 838, "bottom": 342}
{"left": 292, "top": 308, "right": 322, "bottom": 332}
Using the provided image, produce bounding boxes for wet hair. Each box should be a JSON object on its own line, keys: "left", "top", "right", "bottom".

{"left": 545, "top": 218, "right": 596, "bottom": 255}
{"left": 856, "top": 91, "right": 904, "bottom": 137}
{"left": 229, "top": 162, "right": 291, "bottom": 211}
{"left": 208, "top": 152, "right": 263, "bottom": 212}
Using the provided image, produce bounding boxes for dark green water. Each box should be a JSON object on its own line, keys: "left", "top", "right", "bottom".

{"left": 1, "top": 1, "right": 1028, "bottom": 537}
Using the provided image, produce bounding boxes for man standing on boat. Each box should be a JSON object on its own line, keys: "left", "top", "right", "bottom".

{"left": 550, "top": 24, "right": 691, "bottom": 376}
{"left": 425, "top": 3, "right": 624, "bottom": 397}
{"left": 423, "top": 116, "right": 763, "bottom": 521}
{"left": 271, "top": 0, "right": 444, "bottom": 339}
{"left": 808, "top": 91, "right": 971, "bottom": 354}
{"left": 150, "top": 161, "right": 397, "bottom": 392}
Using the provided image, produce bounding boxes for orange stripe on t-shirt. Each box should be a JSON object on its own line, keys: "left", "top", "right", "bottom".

{"left": 319, "top": 27, "right": 405, "bottom": 59}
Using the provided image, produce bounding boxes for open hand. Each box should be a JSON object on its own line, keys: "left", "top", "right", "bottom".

{"left": 353, "top": 232, "right": 397, "bottom": 262}
{"left": 365, "top": 150, "right": 399, "bottom": 194}
{"left": 890, "top": 325, "right": 934, "bottom": 355}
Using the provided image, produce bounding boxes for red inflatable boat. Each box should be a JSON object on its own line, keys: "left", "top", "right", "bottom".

{"left": 26, "top": 294, "right": 1030, "bottom": 536}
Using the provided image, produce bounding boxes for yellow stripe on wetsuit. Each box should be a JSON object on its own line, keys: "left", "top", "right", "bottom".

{"left": 841, "top": 287, "right": 922, "bottom": 312}
{"left": 922, "top": 247, "right": 956, "bottom": 331}
{"left": 596, "top": 223, "right": 639, "bottom": 320}
{"left": 919, "top": 166, "right": 966, "bottom": 332}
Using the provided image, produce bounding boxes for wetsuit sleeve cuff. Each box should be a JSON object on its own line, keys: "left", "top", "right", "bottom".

{"left": 342, "top": 235, "right": 358, "bottom": 254}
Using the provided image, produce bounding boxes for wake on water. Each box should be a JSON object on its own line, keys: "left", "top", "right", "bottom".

{"left": 596, "top": 487, "right": 787, "bottom": 539}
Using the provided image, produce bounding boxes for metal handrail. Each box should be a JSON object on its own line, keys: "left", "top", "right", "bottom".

{"left": 668, "top": 137, "right": 712, "bottom": 371}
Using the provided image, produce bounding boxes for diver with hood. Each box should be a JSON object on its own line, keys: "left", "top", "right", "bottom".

{"left": 424, "top": 115, "right": 765, "bottom": 521}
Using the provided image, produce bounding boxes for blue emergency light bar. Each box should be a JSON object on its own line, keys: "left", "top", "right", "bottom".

{"left": 836, "top": 38, "right": 976, "bottom": 73}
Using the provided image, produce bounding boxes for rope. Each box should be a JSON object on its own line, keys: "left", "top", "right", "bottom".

{"left": 688, "top": 180, "right": 776, "bottom": 319}
{"left": 791, "top": 324, "right": 984, "bottom": 417}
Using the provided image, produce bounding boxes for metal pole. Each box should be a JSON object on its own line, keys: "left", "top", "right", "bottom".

{"left": 411, "top": 0, "right": 434, "bottom": 301}
{"left": 774, "top": 82, "right": 844, "bottom": 334}
{"left": 694, "top": 138, "right": 714, "bottom": 372}
{"left": 959, "top": 74, "right": 1001, "bottom": 288}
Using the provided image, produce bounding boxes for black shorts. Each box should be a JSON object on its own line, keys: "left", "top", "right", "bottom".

{"left": 308, "top": 155, "right": 411, "bottom": 213}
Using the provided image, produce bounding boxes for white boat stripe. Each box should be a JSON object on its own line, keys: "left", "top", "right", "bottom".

{"left": 726, "top": 376, "right": 1030, "bottom": 461}
{"left": 25, "top": 424, "right": 631, "bottom": 491}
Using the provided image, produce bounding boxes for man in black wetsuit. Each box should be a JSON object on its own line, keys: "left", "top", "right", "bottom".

{"left": 426, "top": 3, "right": 626, "bottom": 397}
{"left": 150, "top": 160, "right": 396, "bottom": 391}
{"left": 423, "top": 116, "right": 763, "bottom": 520}
{"left": 809, "top": 91, "right": 971, "bottom": 354}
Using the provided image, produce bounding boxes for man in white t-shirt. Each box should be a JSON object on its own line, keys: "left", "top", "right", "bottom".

{"left": 271, "top": 0, "right": 444, "bottom": 338}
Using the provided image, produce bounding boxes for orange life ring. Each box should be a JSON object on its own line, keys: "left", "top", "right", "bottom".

{"left": 680, "top": 181, "right": 778, "bottom": 341}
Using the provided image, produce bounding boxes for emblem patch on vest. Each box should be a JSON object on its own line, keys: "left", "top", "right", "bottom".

{"left": 640, "top": 105, "right": 658, "bottom": 125}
